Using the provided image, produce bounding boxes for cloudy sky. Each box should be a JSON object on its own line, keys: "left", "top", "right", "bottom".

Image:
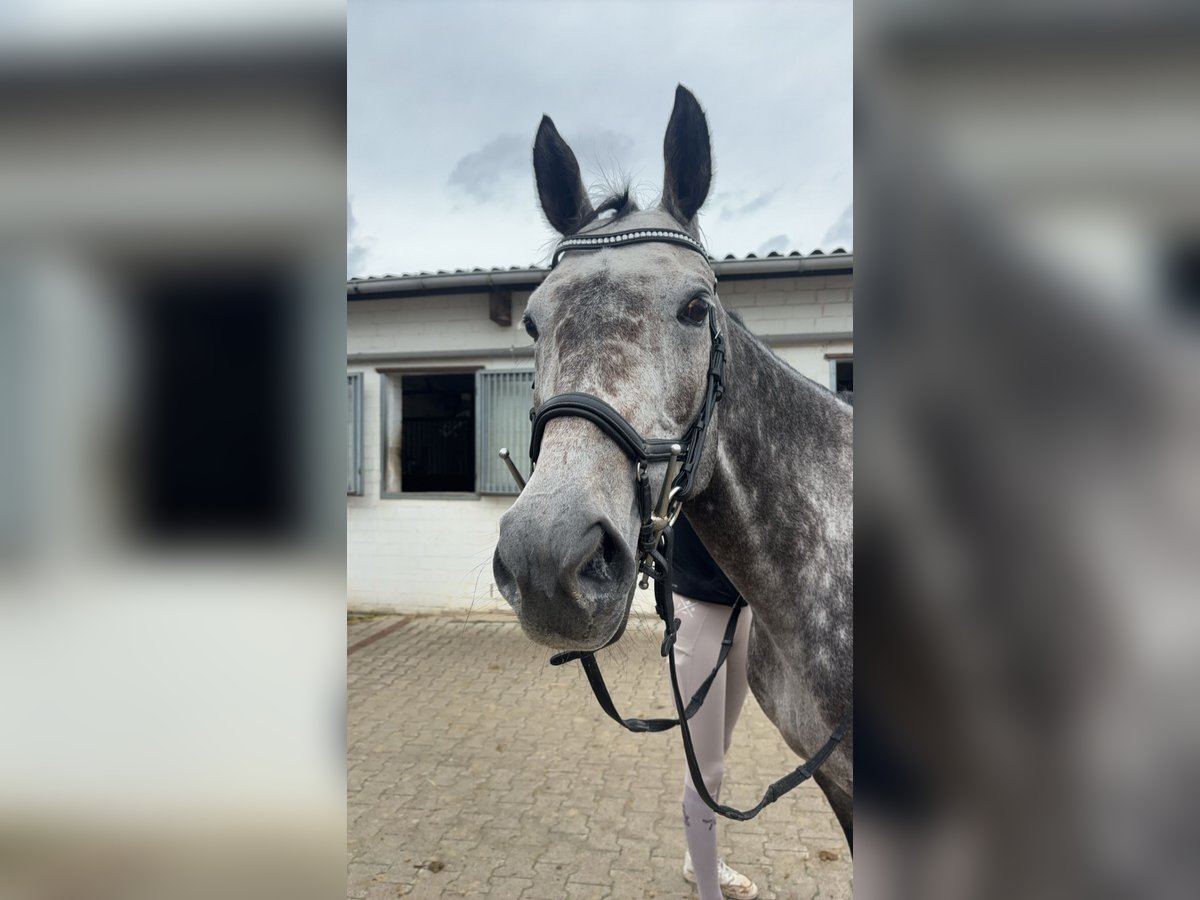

{"left": 348, "top": 0, "right": 851, "bottom": 277}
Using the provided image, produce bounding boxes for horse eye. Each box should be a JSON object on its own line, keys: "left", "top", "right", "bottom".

{"left": 678, "top": 295, "right": 709, "bottom": 325}
{"left": 523, "top": 315, "right": 539, "bottom": 340}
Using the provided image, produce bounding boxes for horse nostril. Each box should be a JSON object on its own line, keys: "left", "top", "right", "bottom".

{"left": 578, "top": 524, "right": 625, "bottom": 586}
{"left": 492, "top": 546, "right": 519, "bottom": 606}
{"left": 600, "top": 526, "right": 619, "bottom": 567}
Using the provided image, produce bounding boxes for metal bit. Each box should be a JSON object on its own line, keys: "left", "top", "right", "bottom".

{"left": 498, "top": 448, "right": 526, "bottom": 491}
{"left": 654, "top": 444, "right": 684, "bottom": 520}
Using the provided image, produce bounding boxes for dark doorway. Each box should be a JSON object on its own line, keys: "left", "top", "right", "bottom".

{"left": 400, "top": 373, "right": 475, "bottom": 493}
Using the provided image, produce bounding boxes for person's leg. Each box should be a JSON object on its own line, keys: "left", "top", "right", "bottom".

{"left": 723, "top": 603, "right": 753, "bottom": 755}
{"left": 682, "top": 785, "right": 721, "bottom": 899}
{"left": 673, "top": 594, "right": 730, "bottom": 900}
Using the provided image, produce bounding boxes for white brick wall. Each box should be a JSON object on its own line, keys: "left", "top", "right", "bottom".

{"left": 347, "top": 271, "right": 851, "bottom": 612}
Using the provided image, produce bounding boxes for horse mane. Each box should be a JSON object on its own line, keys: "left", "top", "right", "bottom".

{"left": 723, "top": 304, "right": 852, "bottom": 409}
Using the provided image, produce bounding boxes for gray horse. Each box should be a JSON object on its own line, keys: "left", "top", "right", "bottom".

{"left": 493, "top": 85, "right": 853, "bottom": 844}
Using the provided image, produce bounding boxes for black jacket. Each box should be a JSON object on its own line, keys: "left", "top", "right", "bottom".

{"left": 671, "top": 514, "right": 741, "bottom": 607}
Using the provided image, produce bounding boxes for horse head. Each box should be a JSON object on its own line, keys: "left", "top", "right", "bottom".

{"left": 493, "top": 86, "right": 726, "bottom": 650}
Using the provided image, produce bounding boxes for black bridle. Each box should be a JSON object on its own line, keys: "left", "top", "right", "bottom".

{"left": 500, "top": 226, "right": 849, "bottom": 821}
{"left": 529, "top": 310, "right": 726, "bottom": 567}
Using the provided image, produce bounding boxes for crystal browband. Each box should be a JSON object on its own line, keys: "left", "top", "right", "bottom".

{"left": 551, "top": 228, "right": 710, "bottom": 269}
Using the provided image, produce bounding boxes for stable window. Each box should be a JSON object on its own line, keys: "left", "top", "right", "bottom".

{"left": 382, "top": 372, "right": 476, "bottom": 495}
{"left": 347, "top": 373, "right": 363, "bottom": 496}
{"left": 477, "top": 370, "right": 535, "bottom": 494}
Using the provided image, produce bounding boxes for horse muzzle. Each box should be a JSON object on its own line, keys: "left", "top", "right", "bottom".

{"left": 493, "top": 502, "right": 637, "bottom": 650}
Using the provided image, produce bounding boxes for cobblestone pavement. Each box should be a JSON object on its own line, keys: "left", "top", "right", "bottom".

{"left": 348, "top": 614, "right": 852, "bottom": 899}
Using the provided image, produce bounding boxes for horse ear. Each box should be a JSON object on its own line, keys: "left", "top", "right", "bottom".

{"left": 661, "top": 84, "right": 713, "bottom": 225}
{"left": 533, "top": 115, "right": 595, "bottom": 235}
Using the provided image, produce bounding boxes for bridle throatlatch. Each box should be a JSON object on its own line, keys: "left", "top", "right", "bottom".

{"left": 497, "top": 226, "right": 850, "bottom": 821}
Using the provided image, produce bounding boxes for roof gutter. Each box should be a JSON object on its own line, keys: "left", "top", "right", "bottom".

{"left": 712, "top": 253, "right": 852, "bottom": 278}
{"left": 348, "top": 268, "right": 546, "bottom": 298}
{"left": 347, "top": 253, "right": 852, "bottom": 299}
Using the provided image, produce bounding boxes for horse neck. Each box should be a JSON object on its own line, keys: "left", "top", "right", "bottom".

{"left": 685, "top": 316, "right": 853, "bottom": 614}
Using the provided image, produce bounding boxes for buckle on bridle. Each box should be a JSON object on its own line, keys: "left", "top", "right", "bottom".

{"left": 650, "top": 444, "right": 684, "bottom": 535}
{"left": 636, "top": 444, "right": 684, "bottom": 588}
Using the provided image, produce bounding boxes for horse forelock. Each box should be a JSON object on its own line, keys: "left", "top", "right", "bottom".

{"left": 567, "top": 181, "right": 640, "bottom": 236}
{"left": 569, "top": 180, "right": 707, "bottom": 242}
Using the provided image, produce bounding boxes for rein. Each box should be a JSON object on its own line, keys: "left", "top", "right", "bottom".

{"left": 501, "top": 226, "right": 849, "bottom": 821}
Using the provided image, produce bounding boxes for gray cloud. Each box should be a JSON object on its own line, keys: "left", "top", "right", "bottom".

{"left": 347, "top": 196, "right": 370, "bottom": 277}
{"left": 756, "top": 234, "right": 790, "bottom": 256}
{"left": 448, "top": 128, "right": 639, "bottom": 207}
{"left": 822, "top": 203, "right": 853, "bottom": 249}
{"left": 447, "top": 133, "right": 529, "bottom": 203}
{"left": 721, "top": 190, "right": 777, "bottom": 221}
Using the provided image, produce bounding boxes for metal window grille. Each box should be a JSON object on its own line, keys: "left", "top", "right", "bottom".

{"left": 347, "top": 373, "right": 363, "bottom": 495}
{"left": 476, "top": 370, "right": 535, "bottom": 494}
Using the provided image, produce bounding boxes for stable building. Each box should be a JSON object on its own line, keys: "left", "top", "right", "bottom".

{"left": 347, "top": 250, "right": 853, "bottom": 613}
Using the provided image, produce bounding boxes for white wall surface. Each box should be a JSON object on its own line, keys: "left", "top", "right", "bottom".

{"left": 347, "top": 271, "right": 851, "bottom": 613}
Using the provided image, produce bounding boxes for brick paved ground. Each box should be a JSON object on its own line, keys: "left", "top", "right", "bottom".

{"left": 348, "top": 614, "right": 851, "bottom": 899}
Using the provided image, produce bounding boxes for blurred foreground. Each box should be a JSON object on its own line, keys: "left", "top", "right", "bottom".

{"left": 0, "top": 8, "right": 345, "bottom": 900}
{"left": 857, "top": 4, "right": 1200, "bottom": 899}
